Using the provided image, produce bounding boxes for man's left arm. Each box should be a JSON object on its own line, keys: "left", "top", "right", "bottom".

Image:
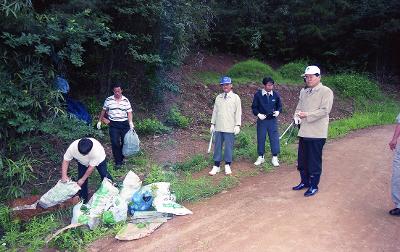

{"left": 235, "top": 96, "right": 242, "bottom": 127}
{"left": 276, "top": 93, "right": 282, "bottom": 113}
{"left": 306, "top": 89, "right": 334, "bottom": 123}
{"left": 128, "top": 111, "right": 134, "bottom": 129}
{"left": 77, "top": 165, "right": 96, "bottom": 187}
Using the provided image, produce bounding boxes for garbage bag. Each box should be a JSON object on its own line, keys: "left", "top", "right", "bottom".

{"left": 102, "top": 196, "right": 128, "bottom": 225}
{"left": 128, "top": 189, "right": 153, "bottom": 214}
{"left": 88, "top": 178, "right": 119, "bottom": 217}
{"left": 39, "top": 180, "right": 81, "bottom": 208}
{"left": 66, "top": 97, "right": 92, "bottom": 125}
{"left": 122, "top": 129, "right": 140, "bottom": 157}
{"left": 55, "top": 76, "right": 70, "bottom": 94}
{"left": 119, "top": 171, "right": 142, "bottom": 203}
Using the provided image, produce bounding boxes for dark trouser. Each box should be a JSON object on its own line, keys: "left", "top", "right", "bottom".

{"left": 257, "top": 118, "right": 280, "bottom": 156}
{"left": 78, "top": 159, "right": 113, "bottom": 203}
{"left": 109, "top": 120, "right": 130, "bottom": 165}
{"left": 297, "top": 137, "right": 326, "bottom": 189}
{"left": 213, "top": 131, "right": 235, "bottom": 163}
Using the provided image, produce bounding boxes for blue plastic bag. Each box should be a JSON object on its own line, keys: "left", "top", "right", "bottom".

{"left": 66, "top": 97, "right": 92, "bottom": 125}
{"left": 55, "top": 76, "right": 70, "bottom": 94}
{"left": 128, "top": 189, "right": 153, "bottom": 214}
{"left": 123, "top": 129, "right": 140, "bottom": 157}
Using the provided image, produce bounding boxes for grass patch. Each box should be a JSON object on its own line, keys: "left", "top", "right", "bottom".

{"left": 277, "top": 60, "right": 308, "bottom": 84}
{"left": 173, "top": 154, "right": 210, "bottom": 172}
{"left": 135, "top": 118, "right": 171, "bottom": 135}
{"left": 166, "top": 106, "right": 191, "bottom": 128}
{"left": 193, "top": 71, "right": 221, "bottom": 85}
{"left": 227, "top": 59, "right": 279, "bottom": 84}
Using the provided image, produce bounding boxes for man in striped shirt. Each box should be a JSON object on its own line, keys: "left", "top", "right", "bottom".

{"left": 97, "top": 83, "right": 134, "bottom": 168}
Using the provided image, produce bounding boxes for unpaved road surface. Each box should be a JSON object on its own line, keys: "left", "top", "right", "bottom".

{"left": 89, "top": 125, "right": 400, "bottom": 252}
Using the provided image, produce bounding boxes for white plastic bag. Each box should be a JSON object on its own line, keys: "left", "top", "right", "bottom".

{"left": 122, "top": 129, "right": 140, "bottom": 157}
{"left": 88, "top": 178, "right": 119, "bottom": 216}
{"left": 39, "top": 180, "right": 81, "bottom": 208}
{"left": 71, "top": 201, "right": 100, "bottom": 230}
{"left": 102, "top": 195, "right": 128, "bottom": 225}
{"left": 119, "top": 171, "right": 142, "bottom": 203}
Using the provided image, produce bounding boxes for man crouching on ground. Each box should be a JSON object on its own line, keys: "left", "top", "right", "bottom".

{"left": 61, "top": 138, "right": 113, "bottom": 203}
{"left": 209, "top": 76, "right": 242, "bottom": 176}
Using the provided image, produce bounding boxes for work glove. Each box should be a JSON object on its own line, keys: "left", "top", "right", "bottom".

{"left": 210, "top": 124, "right": 215, "bottom": 133}
{"left": 257, "top": 113, "right": 267, "bottom": 120}
{"left": 96, "top": 121, "right": 102, "bottom": 130}
{"left": 273, "top": 111, "right": 280, "bottom": 117}
{"left": 129, "top": 121, "right": 134, "bottom": 130}
{"left": 294, "top": 115, "right": 301, "bottom": 125}
{"left": 234, "top": 126, "right": 240, "bottom": 135}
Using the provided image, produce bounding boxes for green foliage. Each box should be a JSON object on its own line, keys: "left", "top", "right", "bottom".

{"left": 226, "top": 59, "right": 279, "bottom": 84}
{"left": 0, "top": 156, "right": 37, "bottom": 200}
{"left": 166, "top": 106, "right": 191, "bottom": 128}
{"left": 324, "top": 73, "right": 382, "bottom": 100}
{"left": 193, "top": 71, "right": 221, "bottom": 85}
{"left": 144, "top": 165, "right": 167, "bottom": 184}
{"left": 39, "top": 115, "right": 103, "bottom": 141}
{"left": 135, "top": 118, "right": 171, "bottom": 135}
{"left": 278, "top": 60, "right": 308, "bottom": 83}
{"left": 173, "top": 154, "right": 210, "bottom": 172}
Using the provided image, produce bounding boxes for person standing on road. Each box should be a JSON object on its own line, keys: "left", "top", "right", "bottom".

{"left": 61, "top": 138, "right": 113, "bottom": 203}
{"left": 97, "top": 83, "right": 134, "bottom": 169}
{"left": 292, "top": 66, "right": 334, "bottom": 197}
{"left": 388, "top": 113, "right": 400, "bottom": 216}
{"left": 251, "top": 77, "right": 282, "bottom": 167}
{"left": 209, "top": 76, "right": 242, "bottom": 176}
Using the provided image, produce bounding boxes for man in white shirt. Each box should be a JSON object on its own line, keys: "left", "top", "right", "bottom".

{"left": 61, "top": 138, "right": 113, "bottom": 203}
{"left": 209, "top": 76, "right": 242, "bottom": 176}
{"left": 97, "top": 83, "right": 134, "bottom": 168}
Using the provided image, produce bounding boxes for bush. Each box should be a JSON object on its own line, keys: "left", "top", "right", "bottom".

{"left": 166, "top": 106, "right": 191, "bottom": 128}
{"left": 135, "top": 118, "right": 171, "bottom": 135}
{"left": 226, "top": 59, "right": 278, "bottom": 84}
{"left": 324, "top": 73, "right": 382, "bottom": 100}
{"left": 278, "top": 60, "right": 308, "bottom": 83}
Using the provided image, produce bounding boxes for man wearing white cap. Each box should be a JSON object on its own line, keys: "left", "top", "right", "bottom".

{"left": 292, "top": 66, "right": 334, "bottom": 197}
{"left": 209, "top": 76, "right": 242, "bottom": 176}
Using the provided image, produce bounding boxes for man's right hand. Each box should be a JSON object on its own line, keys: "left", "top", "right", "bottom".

{"left": 210, "top": 124, "right": 215, "bottom": 133}
{"left": 257, "top": 113, "right": 267, "bottom": 120}
{"left": 96, "top": 121, "right": 101, "bottom": 130}
{"left": 61, "top": 176, "right": 70, "bottom": 183}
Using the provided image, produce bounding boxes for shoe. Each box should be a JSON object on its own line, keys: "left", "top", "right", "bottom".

{"left": 389, "top": 208, "right": 400, "bottom": 216}
{"left": 292, "top": 183, "right": 309, "bottom": 190}
{"left": 224, "top": 164, "right": 232, "bottom": 175}
{"left": 254, "top": 156, "right": 265, "bottom": 166}
{"left": 209, "top": 166, "right": 220, "bottom": 176}
{"left": 271, "top": 156, "right": 279, "bottom": 167}
{"left": 304, "top": 187, "right": 318, "bottom": 197}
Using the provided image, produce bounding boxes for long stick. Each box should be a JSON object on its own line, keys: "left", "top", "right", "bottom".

{"left": 207, "top": 131, "right": 214, "bottom": 153}
{"left": 279, "top": 122, "right": 294, "bottom": 140}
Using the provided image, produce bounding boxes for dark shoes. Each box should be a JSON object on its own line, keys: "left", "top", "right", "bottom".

{"left": 389, "top": 208, "right": 400, "bottom": 216}
{"left": 292, "top": 183, "right": 309, "bottom": 190}
{"left": 304, "top": 187, "right": 318, "bottom": 197}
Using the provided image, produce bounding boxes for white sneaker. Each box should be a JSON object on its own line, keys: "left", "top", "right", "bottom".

{"left": 271, "top": 156, "right": 279, "bottom": 167}
{"left": 225, "top": 164, "right": 232, "bottom": 175}
{"left": 254, "top": 156, "right": 265, "bottom": 166}
{"left": 209, "top": 166, "right": 220, "bottom": 176}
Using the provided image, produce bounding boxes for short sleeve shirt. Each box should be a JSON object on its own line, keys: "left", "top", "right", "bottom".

{"left": 63, "top": 138, "right": 106, "bottom": 166}
{"left": 103, "top": 95, "right": 132, "bottom": 122}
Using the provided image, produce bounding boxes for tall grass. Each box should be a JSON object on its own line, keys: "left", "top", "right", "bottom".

{"left": 227, "top": 59, "right": 279, "bottom": 84}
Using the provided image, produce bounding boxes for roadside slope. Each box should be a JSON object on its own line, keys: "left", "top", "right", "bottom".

{"left": 89, "top": 125, "right": 399, "bottom": 252}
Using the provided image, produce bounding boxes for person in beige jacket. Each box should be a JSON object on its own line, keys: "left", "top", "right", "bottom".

{"left": 292, "top": 66, "right": 334, "bottom": 197}
{"left": 209, "top": 76, "right": 242, "bottom": 176}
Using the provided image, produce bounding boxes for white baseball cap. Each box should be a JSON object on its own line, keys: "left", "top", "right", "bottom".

{"left": 302, "top": 65, "right": 321, "bottom": 76}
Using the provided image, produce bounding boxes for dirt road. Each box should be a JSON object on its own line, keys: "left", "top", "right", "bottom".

{"left": 89, "top": 125, "right": 400, "bottom": 252}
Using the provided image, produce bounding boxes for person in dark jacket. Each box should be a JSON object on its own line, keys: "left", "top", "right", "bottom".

{"left": 251, "top": 77, "right": 282, "bottom": 167}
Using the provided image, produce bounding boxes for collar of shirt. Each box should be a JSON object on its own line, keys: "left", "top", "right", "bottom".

{"left": 110, "top": 95, "right": 128, "bottom": 101}
{"left": 262, "top": 89, "right": 273, "bottom": 96}
{"left": 220, "top": 91, "right": 234, "bottom": 98}
{"left": 305, "top": 83, "right": 322, "bottom": 94}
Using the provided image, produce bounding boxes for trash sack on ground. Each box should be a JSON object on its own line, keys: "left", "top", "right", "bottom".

{"left": 102, "top": 195, "right": 128, "bottom": 225}
{"left": 128, "top": 188, "right": 153, "bottom": 214}
{"left": 71, "top": 201, "right": 101, "bottom": 230}
{"left": 88, "top": 178, "right": 119, "bottom": 217}
{"left": 66, "top": 97, "right": 92, "bottom": 125}
{"left": 39, "top": 180, "right": 81, "bottom": 209}
{"left": 142, "top": 182, "right": 192, "bottom": 216}
{"left": 122, "top": 129, "right": 140, "bottom": 157}
{"left": 119, "top": 171, "right": 142, "bottom": 203}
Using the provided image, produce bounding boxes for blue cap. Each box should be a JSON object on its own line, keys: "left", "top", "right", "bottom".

{"left": 219, "top": 76, "right": 232, "bottom": 85}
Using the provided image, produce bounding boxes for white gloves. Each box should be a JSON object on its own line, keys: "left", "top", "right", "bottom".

{"left": 96, "top": 121, "right": 101, "bottom": 130}
{"left": 294, "top": 115, "right": 301, "bottom": 125}
{"left": 234, "top": 126, "right": 240, "bottom": 135}
{"left": 210, "top": 124, "right": 215, "bottom": 133}
{"left": 129, "top": 121, "right": 134, "bottom": 130}
{"left": 273, "top": 111, "right": 280, "bottom": 117}
{"left": 257, "top": 113, "right": 267, "bottom": 120}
